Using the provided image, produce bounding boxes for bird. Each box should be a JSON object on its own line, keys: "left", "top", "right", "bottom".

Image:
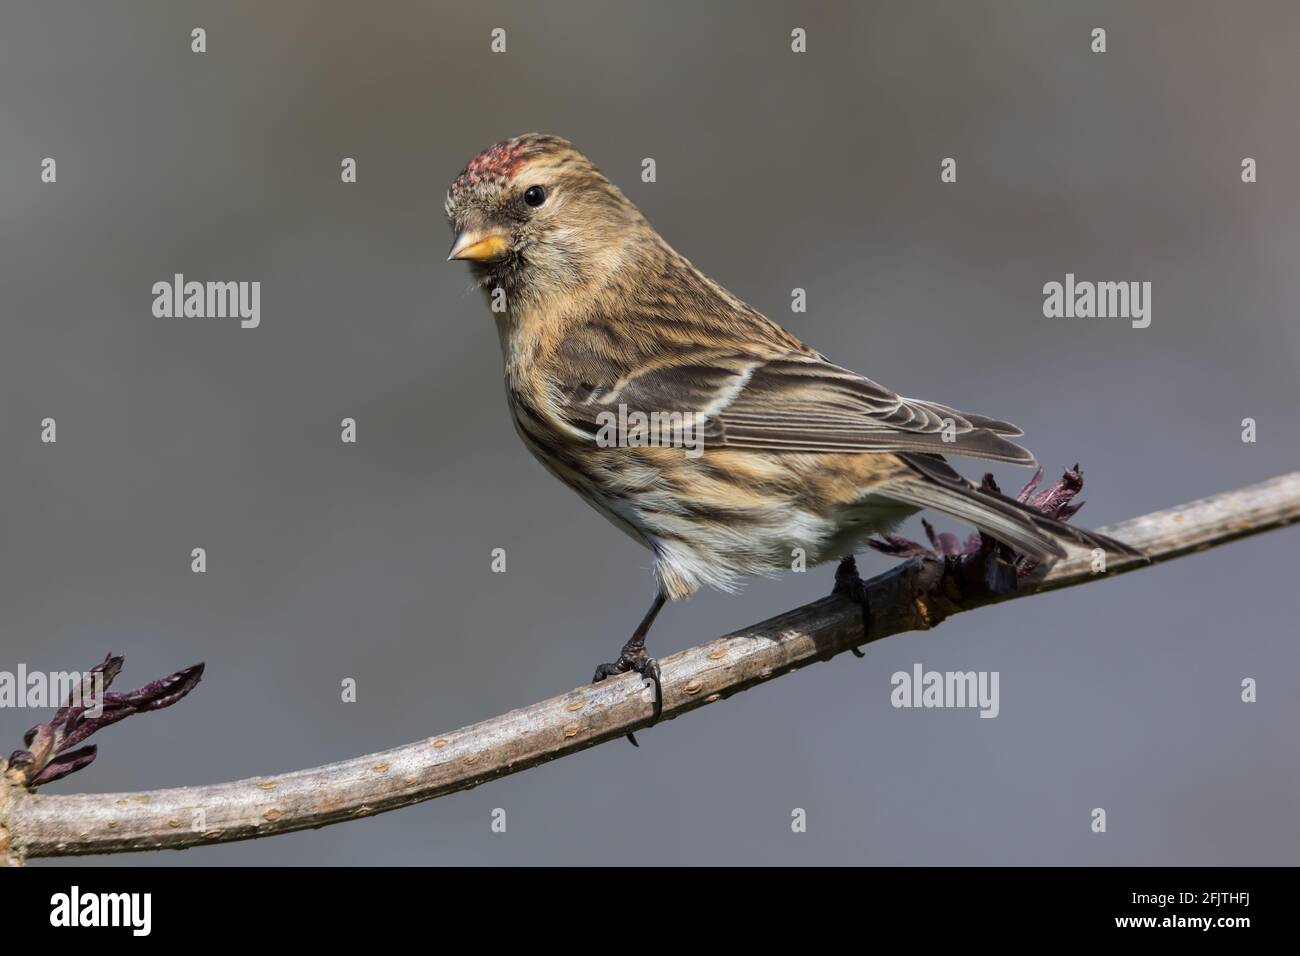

{"left": 444, "top": 133, "right": 1140, "bottom": 732}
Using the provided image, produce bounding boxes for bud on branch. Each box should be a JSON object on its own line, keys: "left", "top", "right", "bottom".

{"left": 4, "top": 654, "right": 204, "bottom": 789}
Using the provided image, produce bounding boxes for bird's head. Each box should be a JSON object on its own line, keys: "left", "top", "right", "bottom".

{"left": 445, "top": 134, "right": 646, "bottom": 306}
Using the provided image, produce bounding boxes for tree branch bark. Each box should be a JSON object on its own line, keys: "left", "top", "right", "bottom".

{"left": 3, "top": 471, "right": 1297, "bottom": 863}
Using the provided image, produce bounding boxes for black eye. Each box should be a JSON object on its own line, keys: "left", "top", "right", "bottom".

{"left": 523, "top": 185, "right": 547, "bottom": 207}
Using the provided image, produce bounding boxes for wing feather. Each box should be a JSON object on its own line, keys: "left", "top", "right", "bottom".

{"left": 557, "top": 348, "right": 1035, "bottom": 465}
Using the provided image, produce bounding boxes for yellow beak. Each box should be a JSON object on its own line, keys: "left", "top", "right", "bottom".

{"left": 447, "top": 230, "right": 510, "bottom": 262}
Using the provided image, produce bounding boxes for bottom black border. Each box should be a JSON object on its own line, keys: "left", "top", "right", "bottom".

{"left": 6, "top": 866, "right": 1278, "bottom": 940}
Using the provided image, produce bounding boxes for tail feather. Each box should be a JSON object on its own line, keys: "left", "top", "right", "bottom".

{"left": 877, "top": 477, "right": 1141, "bottom": 562}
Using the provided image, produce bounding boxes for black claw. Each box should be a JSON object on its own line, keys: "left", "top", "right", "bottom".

{"left": 592, "top": 653, "right": 662, "bottom": 714}
{"left": 636, "top": 657, "right": 663, "bottom": 721}
{"left": 593, "top": 662, "right": 622, "bottom": 683}
{"left": 592, "top": 593, "right": 668, "bottom": 748}
{"left": 592, "top": 650, "right": 663, "bottom": 746}
{"left": 833, "top": 556, "right": 871, "bottom": 657}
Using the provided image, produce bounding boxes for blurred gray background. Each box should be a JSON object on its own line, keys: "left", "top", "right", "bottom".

{"left": 3, "top": 0, "right": 1297, "bottom": 866}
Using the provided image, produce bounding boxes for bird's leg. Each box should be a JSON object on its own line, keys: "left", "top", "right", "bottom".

{"left": 832, "top": 556, "right": 870, "bottom": 657}
{"left": 593, "top": 592, "right": 667, "bottom": 746}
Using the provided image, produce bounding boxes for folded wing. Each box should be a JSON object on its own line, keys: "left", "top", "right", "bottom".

{"left": 557, "top": 348, "right": 1036, "bottom": 466}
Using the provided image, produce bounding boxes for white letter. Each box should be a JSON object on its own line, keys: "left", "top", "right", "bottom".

{"left": 241, "top": 281, "right": 260, "bottom": 329}
{"left": 979, "top": 671, "right": 999, "bottom": 718}
{"left": 890, "top": 671, "right": 910, "bottom": 708}
{"left": 1042, "top": 281, "right": 1063, "bottom": 318}
{"left": 1130, "top": 281, "right": 1150, "bottom": 329}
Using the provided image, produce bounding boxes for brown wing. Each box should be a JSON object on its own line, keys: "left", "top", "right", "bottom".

{"left": 553, "top": 347, "right": 1036, "bottom": 465}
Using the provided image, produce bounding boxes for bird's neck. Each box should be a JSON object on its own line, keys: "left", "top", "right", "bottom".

{"left": 490, "top": 284, "right": 586, "bottom": 390}
{"left": 488, "top": 228, "right": 657, "bottom": 381}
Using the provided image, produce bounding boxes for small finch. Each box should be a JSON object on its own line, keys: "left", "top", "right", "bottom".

{"left": 445, "top": 134, "right": 1138, "bottom": 726}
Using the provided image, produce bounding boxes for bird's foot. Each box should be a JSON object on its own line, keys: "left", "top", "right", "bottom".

{"left": 593, "top": 644, "right": 662, "bottom": 747}
{"left": 832, "top": 556, "right": 870, "bottom": 657}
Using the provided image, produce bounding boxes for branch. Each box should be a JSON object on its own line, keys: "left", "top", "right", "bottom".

{"left": 3, "top": 472, "right": 1297, "bottom": 862}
